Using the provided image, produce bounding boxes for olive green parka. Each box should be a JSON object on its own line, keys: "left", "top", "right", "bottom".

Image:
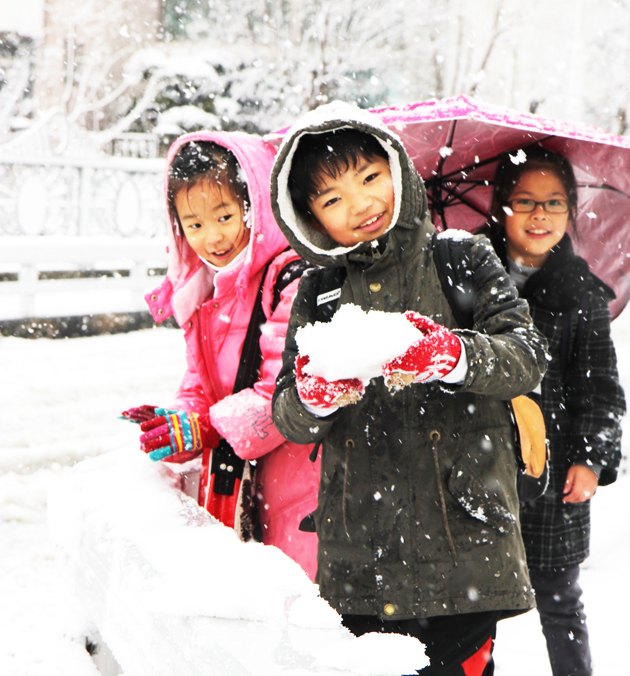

{"left": 270, "top": 102, "right": 549, "bottom": 621}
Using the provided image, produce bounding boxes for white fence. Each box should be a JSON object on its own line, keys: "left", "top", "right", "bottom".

{"left": 0, "top": 151, "right": 168, "bottom": 321}
{"left": 0, "top": 236, "right": 168, "bottom": 321}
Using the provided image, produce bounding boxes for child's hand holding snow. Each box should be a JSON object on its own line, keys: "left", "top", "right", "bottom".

{"left": 295, "top": 354, "right": 365, "bottom": 412}
{"left": 382, "top": 312, "right": 462, "bottom": 389}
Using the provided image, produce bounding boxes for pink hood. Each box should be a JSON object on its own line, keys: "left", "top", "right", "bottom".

{"left": 159, "top": 130, "right": 290, "bottom": 326}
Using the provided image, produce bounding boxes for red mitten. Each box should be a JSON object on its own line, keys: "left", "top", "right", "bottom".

{"left": 139, "top": 408, "right": 220, "bottom": 462}
{"left": 295, "top": 354, "right": 365, "bottom": 411}
{"left": 382, "top": 312, "right": 461, "bottom": 386}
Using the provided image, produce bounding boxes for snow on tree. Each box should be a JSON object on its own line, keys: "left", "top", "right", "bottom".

{"left": 2, "top": 0, "right": 630, "bottom": 150}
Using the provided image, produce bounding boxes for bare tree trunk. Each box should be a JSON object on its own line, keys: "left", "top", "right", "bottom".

{"left": 618, "top": 108, "right": 627, "bottom": 136}
{"left": 468, "top": 0, "right": 505, "bottom": 97}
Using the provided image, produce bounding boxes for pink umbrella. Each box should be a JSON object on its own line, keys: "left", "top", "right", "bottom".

{"left": 369, "top": 95, "right": 630, "bottom": 318}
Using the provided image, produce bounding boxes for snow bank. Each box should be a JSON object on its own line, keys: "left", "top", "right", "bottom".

{"left": 296, "top": 304, "right": 421, "bottom": 381}
{"left": 48, "top": 448, "right": 428, "bottom": 676}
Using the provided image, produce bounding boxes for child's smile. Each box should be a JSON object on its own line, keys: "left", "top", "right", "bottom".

{"left": 504, "top": 169, "right": 570, "bottom": 267}
{"left": 309, "top": 155, "right": 395, "bottom": 246}
{"left": 175, "top": 179, "right": 250, "bottom": 267}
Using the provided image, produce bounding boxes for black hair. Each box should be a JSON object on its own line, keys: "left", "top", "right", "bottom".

{"left": 489, "top": 144, "right": 578, "bottom": 234}
{"left": 167, "top": 140, "right": 250, "bottom": 229}
{"left": 288, "top": 128, "right": 390, "bottom": 220}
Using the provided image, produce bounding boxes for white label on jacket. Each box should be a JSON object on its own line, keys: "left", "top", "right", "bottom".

{"left": 317, "top": 288, "right": 342, "bottom": 306}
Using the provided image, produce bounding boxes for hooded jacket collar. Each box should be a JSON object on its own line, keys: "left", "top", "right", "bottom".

{"left": 270, "top": 101, "right": 427, "bottom": 268}
{"left": 488, "top": 231, "right": 615, "bottom": 311}
{"left": 163, "top": 130, "right": 287, "bottom": 325}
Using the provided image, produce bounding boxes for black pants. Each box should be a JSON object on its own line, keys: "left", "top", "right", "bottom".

{"left": 529, "top": 566, "right": 592, "bottom": 676}
{"left": 341, "top": 610, "right": 500, "bottom": 676}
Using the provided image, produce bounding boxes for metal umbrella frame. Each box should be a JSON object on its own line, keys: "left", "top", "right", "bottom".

{"left": 372, "top": 96, "right": 630, "bottom": 318}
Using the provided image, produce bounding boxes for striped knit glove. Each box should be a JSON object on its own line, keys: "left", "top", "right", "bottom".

{"left": 139, "top": 408, "right": 220, "bottom": 462}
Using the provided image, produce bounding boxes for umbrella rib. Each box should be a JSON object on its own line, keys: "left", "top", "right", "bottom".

{"left": 424, "top": 133, "right": 630, "bottom": 227}
{"left": 435, "top": 137, "right": 556, "bottom": 183}
{"left": 427, "top": 190, "right": 489, "bottom": 219}
{"left": 578, "top": 183, "right": 630, "bottom": 200}
{"left": 430, "top": 120, "right": 459, "bottom": 228}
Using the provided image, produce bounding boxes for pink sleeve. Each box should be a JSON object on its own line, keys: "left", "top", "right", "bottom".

{"left": 210, "top": 389, "right": 286, "bottom": 460}
{"left": 209, "top": 277, "right": 301, "bottom": 460}
{"left": 170, "top": 344, "right": 212, "bottom": 415}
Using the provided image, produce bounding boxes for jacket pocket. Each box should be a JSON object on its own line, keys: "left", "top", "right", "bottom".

{"left": 448, "top": 458, "right": 516, "bottom": 534}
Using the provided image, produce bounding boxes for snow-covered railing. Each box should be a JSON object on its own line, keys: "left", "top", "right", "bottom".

{"left": 0, "top": 153, "right": 165, "bottom": 238}
{"left": 0, "top": 236, "right": 168, "bottom": 320}
{"left": 0, "top": 149, "right": 169, "bottom": 321}
{"left": 47, "top": 450, "right": 427, "bottom": 676}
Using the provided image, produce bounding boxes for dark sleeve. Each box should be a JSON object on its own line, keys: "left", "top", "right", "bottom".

{"left": 565, "top": 296, "right": 626, "bottom": 485}
{"left": 449, "top": 236, "right": 550, "bottom": 400}
{"left": 271, "top": 269, "right": 343, "bottom": 444}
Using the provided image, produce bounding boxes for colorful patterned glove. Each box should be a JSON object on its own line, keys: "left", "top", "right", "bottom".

{"left": 139, "top": 408, "right": 220, "bottom": 462}
{"left": 382, "top": 312, "right": 461, "bottom": 387}
{"left": 119, "top": 404, "right": 159, "bottom": 424}
{"left": 295, "top": 354, "right": 365, "bottom": 411}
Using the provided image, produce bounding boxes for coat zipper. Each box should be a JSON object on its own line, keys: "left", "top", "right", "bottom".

{"left": 430, "top": 430, "right": 458, "bottom": 566}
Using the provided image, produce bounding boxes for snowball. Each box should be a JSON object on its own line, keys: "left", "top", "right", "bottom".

{"left": 295, "top": 304, "right": 422, "bottom": 381}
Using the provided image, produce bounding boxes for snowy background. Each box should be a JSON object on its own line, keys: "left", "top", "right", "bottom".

{"left": 2, "top": 0, "right": 630, "bottom": 674}
{"left": 1, "top": 311, "right": 628, "bottom": 675}
{"left": 3, "top": 0, "right": 630, "bottom": 145}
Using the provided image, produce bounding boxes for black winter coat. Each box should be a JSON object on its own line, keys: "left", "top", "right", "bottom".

{"left": 490, "top": 233, "right": 626, "bottom": 570}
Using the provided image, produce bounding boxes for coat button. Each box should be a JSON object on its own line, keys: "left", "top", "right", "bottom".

{"left": 369, "top": 282, "right": 381, "bottom": 292}
{"left": 157, "top": 308, "right": 164, "bottom": 316}
{"left": 383, "top": 603, "right": 396, "bottom": 616}
{"left": 213, "top": 302, "right": 219, "bottom": 309}
{"left": 150, "top": 294, "right": 157, "bottom": 301}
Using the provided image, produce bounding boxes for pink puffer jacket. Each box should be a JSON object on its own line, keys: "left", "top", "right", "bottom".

{"left": 145, "top": 131, "right": 319, "bottom": 580}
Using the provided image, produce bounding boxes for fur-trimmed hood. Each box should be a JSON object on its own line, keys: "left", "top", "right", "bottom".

{"left": 270, "top": 101, "right": 428, "bottom": 267}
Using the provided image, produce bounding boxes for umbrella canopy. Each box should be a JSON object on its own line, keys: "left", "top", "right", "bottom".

{"left": 369, "top": 96, "right": 630, "bottom": 318}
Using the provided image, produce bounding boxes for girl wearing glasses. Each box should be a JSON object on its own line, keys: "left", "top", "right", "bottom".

{"left": 484, "top": 145, "right": 625, "bottom": 676}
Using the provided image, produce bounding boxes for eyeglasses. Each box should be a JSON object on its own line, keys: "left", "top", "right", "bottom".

{"left": 506, "top": 198, "right": 569, "bottom": 214}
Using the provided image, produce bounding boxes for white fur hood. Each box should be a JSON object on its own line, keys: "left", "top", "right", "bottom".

{"left": 269, "top": 101, "right": 428, "bottom": 267}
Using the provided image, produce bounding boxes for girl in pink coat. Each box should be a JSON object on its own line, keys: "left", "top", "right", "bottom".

{"left": 124, "top": 131, "right": 319, "bottom": 581}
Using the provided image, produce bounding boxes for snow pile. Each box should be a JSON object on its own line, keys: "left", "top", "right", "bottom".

{"left": 316, "top": 632, "right": 427, "bottom": 676}
{"left": 48, "top": 449, "right": 327, "bottom": 626}
{"left": 47, "top": 447, "right": 428, "bottom": 676}
{"left": 2, "top": 320, "right": 630, "bottom": 675}
{"left": 296, "top": 304, "right": 421, "bottom": 381}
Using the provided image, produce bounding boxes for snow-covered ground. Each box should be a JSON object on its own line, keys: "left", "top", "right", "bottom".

{"left": 1, "top": 314, "right": 629, "bottom": 675}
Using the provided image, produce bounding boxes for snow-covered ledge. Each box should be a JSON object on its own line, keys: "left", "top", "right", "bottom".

{"left": 47, "top": 449, "right": 427, "bottom": 676}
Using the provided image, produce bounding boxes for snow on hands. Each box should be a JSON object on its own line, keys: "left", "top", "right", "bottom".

{"left": 295, "top": 353, "right": 365, "bottom": 410}
{"left": 382, "top": 312, "right": 461, "bottom": 388}
{"left": 295, "top": 304, "right": 422, "bottom": 381}
{"left": 295, "top": 304, "right": 460, "bottom": 393}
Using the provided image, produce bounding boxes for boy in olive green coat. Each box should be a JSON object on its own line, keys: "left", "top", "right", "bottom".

{"left": 271, "top": 102, "right": 549, "bottom": 675}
